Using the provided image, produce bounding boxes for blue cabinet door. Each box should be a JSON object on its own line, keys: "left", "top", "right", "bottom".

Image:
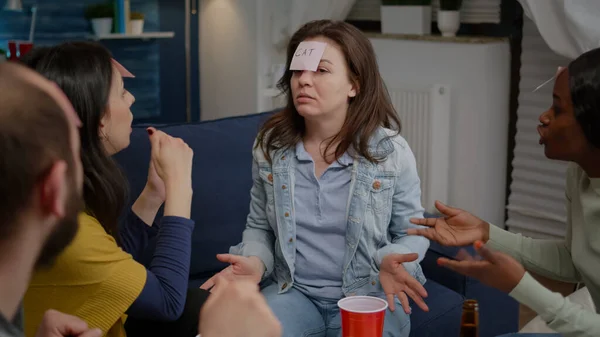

{"left": 135, "top": 0, "right": 200, "bottom": 124}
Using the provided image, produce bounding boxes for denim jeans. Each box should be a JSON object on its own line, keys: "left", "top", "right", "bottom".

{"left": 261, "top": 283, "right": 411, "bottom": 337}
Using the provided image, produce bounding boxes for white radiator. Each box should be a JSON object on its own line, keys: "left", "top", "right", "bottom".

{"left": 388, "top": 85, "right": 451, "bottom": 214}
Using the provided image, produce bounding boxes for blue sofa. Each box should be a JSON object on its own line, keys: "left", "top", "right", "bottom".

{"left": 114, "top": 111, "right": 519, "bottom": 337}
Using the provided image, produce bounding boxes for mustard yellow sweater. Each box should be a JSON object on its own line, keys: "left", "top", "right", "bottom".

{"left": 24, "top": 213, "right": 147, "bottom": 337}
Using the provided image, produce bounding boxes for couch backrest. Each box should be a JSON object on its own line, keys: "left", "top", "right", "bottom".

{"left": 114, "top": 111, "right": 274, "bottom": 278}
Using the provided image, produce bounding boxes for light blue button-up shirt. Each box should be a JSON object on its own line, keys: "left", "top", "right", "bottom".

{"left": 231, "top": 127, "right": 430, "bottom": 298}
{"left": 293, "top": 142, "right": 354, "bottom": 300}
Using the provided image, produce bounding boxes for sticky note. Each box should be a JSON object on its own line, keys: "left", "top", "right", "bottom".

{"left": 533, "top": 76, "right": 554, "bottom": 92}
{"left": 290, "top": 41, "right": 327, "bottom": 72}
{"left": 111, "top": 58, "right": 135, "bottom": 78}
{"left": 533, "top": 66, "right": 565, "bottom": 92}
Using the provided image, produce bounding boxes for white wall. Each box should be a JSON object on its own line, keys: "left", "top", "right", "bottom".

{"left": 199, "top": 0, "right": 260, "bottom": 121}
{"left": 371, "top": 37, "right": 511, "bottom": 226}
{"left": 199, "top": 0, "right": 286, "bottom": 121}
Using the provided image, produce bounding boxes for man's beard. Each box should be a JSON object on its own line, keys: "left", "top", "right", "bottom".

{"left": 35, "top": 183, "right": 83, "bottom": 269}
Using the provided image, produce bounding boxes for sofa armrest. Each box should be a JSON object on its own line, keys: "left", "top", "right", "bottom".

{"left": 419, "top": 212, "right": 475, "bottom": 293}
{"left": 420, "top": 238, "right": 520, "bottom": 336}
{"left": 422, "top": 241, "right": 476, "bottom": 294}
{"left": 413, "top": 231, "right": 500, "bottom": 334}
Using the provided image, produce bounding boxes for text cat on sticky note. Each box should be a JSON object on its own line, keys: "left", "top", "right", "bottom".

{"left": 290, "top": 41, "right": 327, "bottom": 72}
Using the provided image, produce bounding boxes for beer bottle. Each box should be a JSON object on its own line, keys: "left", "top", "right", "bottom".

{"left": 459, "top": 299, "right": 479, "bottom": 337}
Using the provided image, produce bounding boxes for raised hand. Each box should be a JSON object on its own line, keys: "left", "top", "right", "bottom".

{"left": 438, "top": 241, "right": 526, "bottom": 294}
{"left": 144, "top": 159, "right": 166, "bottom": 203}
{"left": 407, "top": 200, "right": 490, "bottom": 246}
{"left": 200, "top": 254, "right": 265, "bottom": 291}
{"left": 199, "top": 276, "right": 281, "bottom": 337}
{"left": 147, "top": 127, "right": 193, "bottom": 190}
{"left": 131, "top": 129, "right": 168, "bottom": 226}
{"left": 147, "top": 127, "right": 194, "bottom": 218}
{"left": 379, "top": 253, "right": 429, "bottom": 314}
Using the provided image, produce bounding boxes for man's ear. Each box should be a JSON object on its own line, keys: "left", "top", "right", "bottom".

{"left": 38, "top": 161, "right": 69, "bottom": 219}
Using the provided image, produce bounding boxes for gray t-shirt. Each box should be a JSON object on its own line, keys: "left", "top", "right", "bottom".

{"left": 0, "top": 307, "right": 24, "bottom": 337}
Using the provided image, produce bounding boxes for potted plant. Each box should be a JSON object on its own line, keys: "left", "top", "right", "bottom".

{"left": 84, "top": 2, "right": 114, "bottom": 36}
{"left": 130, "top": 12, "right": 145, "bottom": 35}
{"left": 438, "top": 0, "right": 462, "bottom": 37}
{"left": 381, "top": 0, "right": 433, "bottom": 35}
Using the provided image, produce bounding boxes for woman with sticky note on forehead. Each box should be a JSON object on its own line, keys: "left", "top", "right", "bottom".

{"left": 201, "top": 20, "right": 430, "bottom": 337}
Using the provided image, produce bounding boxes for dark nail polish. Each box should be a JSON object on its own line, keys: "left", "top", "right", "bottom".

{"left": 147, "top": 128, "right": 154, "bottom": 135}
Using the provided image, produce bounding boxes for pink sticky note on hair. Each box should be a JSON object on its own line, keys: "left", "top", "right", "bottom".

{"left": 289, "top": 41, "right": 327, "bottom": 72}
{"left": 111, "top": 58, "right": 135, "bottom": 78}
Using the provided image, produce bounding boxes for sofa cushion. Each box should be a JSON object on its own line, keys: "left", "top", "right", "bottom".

{"left": 115, "top": 111, "right": 274, "bottom": 277}
{"left": 114, "top": 111, "right": 519, "bottom": 337}
{"left": 422, "top": 241, "right": 477, "bottom": 294}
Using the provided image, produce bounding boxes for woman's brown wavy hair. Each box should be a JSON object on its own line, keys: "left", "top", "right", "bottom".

{"left": 256, "top": 19, "right": 401, "bottom": 164}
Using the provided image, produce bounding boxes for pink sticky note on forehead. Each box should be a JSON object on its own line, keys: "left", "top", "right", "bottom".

{"left": 289, "top": 41, "right": 327, "bottom": 71}
{"left": 111, "top": 58, "right": 135, "bottom": 78}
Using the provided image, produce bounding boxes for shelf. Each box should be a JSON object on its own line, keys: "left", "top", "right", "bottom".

{"left": 366, "top": 32, "right": 508, "bottom": 45}
{"left": 89, "top": 32, "right": 175, "bottom": 41}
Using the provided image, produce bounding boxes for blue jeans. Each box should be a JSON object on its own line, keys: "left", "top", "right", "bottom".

{"left": 261, "top": 283, "right": 411, "bottom": 337}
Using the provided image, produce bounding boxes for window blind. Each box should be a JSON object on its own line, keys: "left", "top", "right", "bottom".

{"left": 505, "top": 17, "right": 571, "bottom": 239}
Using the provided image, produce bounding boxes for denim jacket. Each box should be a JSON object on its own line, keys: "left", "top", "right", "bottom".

{"left": 230, "top": 127, "right": 430, "bottom": 296}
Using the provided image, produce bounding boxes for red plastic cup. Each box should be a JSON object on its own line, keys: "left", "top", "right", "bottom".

{"left": 18, "top": 42, "right": 34, "bottom": 58}
{"left": 8, "top": 41, "right": 17, "bottom": 60}
{"left": 338, "top": 296, "right": 388, "bottom": 337}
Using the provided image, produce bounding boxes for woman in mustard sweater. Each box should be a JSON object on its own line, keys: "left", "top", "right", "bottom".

{"left": 21, "top": 42, "right": 205, "bottom": 337}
